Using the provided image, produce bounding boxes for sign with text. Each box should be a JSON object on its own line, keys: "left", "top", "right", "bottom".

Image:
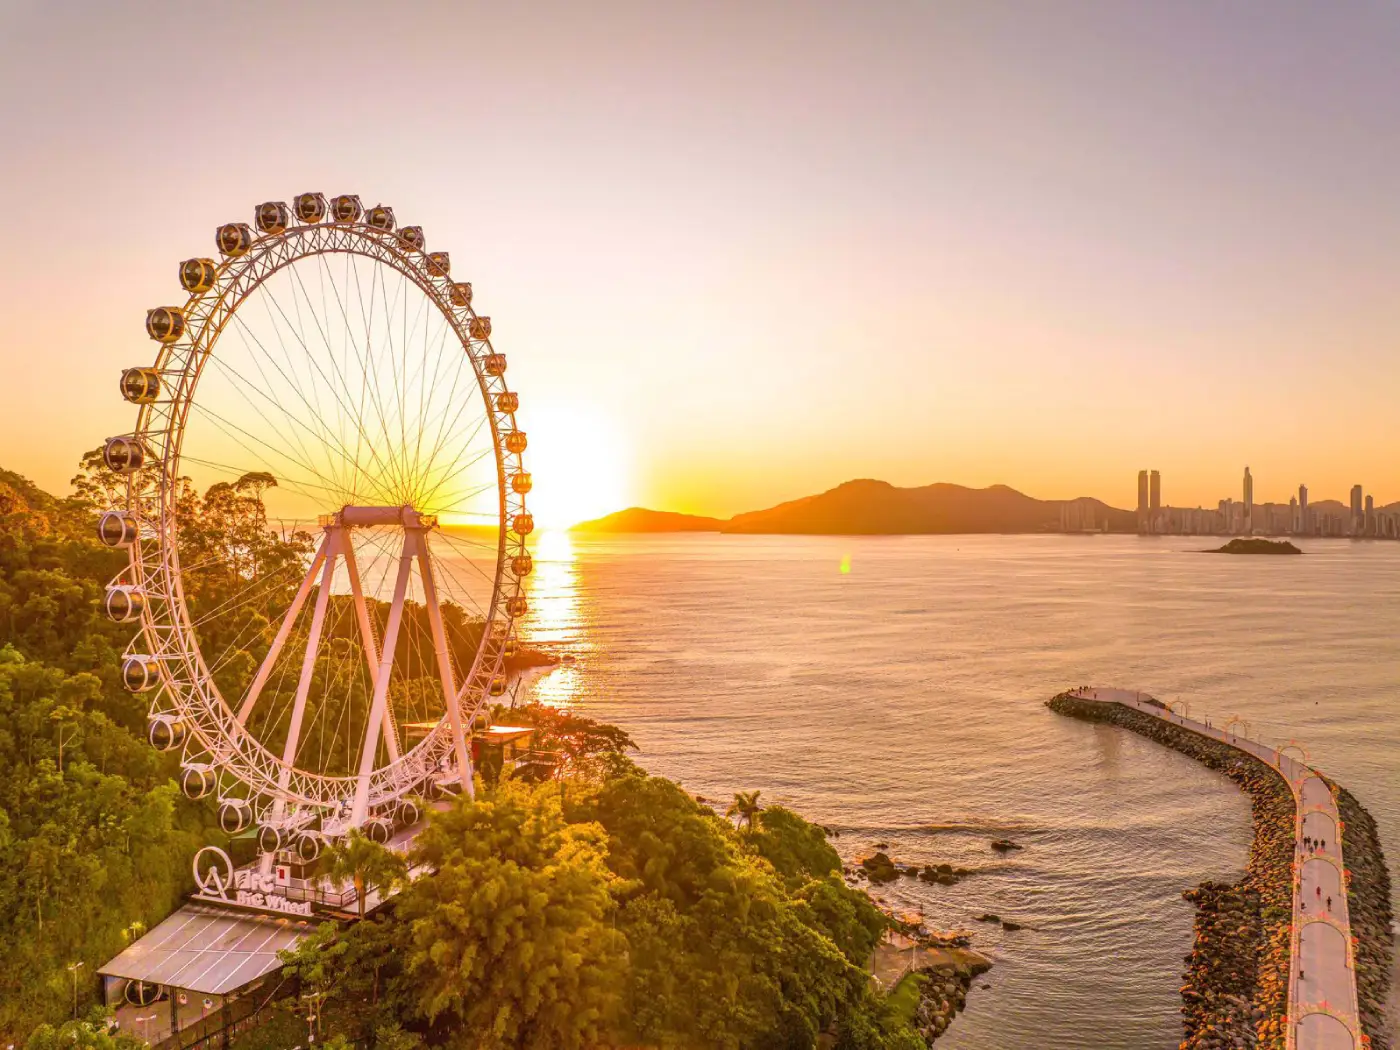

{"left": 191, "top": 846, "right": 313, "bottom": 917}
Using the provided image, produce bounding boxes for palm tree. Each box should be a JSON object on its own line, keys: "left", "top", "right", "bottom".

{"left": 726, "top": 790, "right": 763, "bottom": 833}
{"left": 321, "top": 830, "right": 409, "bottom": 919}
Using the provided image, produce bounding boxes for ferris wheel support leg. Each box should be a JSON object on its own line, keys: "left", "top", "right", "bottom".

{"left": 414, "top": 531, "right": 474, "bottom": 796}
{"left": 236, "top": 534, "right": 330, "bottom": 725}
{"left": 343, "top": 537, "right": 399, "bottom": 763}
{"left": 350, "top": 533, "right": 416, "bottom": 827}
{"left": 257, "top": 528, "right": 341, "bottom": 874}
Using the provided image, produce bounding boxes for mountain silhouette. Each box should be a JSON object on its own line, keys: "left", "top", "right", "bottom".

{"left": 573, "top": 481, "right": 1133, "bottom": 535}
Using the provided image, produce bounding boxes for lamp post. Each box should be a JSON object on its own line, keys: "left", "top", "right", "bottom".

{"left": 134, "top": 1013, "right": 159, "bottom": 1045}
{"left": 66, "top": 961, "right": 83, "bottom": 1019}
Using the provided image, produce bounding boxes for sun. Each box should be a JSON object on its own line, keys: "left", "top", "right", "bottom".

{"left": 518, "top": 403, "right": 630, "bottom": 529}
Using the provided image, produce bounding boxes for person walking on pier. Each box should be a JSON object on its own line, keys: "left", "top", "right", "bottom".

{"left": 1326, "top": 895, "right": 1332, "bottom": 912}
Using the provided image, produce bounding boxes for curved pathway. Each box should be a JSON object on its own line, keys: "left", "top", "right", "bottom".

{"left": 1068, "top": 687, "right": 1361, "bottom": 1050}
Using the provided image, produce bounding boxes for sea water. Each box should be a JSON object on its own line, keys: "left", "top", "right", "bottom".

{"left": 503, "top": 532, "right": 1400, "bottom": 1049}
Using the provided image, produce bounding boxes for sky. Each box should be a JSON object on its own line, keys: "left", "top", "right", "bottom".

{"left": 2, "top": 1, "right": 1398, "bottom": 523}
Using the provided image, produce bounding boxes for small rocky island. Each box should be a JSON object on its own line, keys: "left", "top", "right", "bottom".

{"left": 1207, "top": 538, "right": 1302, "bottom": 555}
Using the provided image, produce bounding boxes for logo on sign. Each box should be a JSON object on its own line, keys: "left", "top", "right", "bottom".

{"left": 192, "top": 846, "right": 235, "bottom": 900}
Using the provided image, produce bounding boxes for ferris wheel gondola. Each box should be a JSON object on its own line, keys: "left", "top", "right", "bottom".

{"left": 99, "top": 192, "right": 529, "bottom": 854}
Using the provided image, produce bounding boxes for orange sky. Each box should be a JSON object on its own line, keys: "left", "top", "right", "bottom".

{"left": 2, "top": 2, "right": 1398, "bottom": 523}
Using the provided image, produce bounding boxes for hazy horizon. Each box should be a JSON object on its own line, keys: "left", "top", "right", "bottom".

{"left": 578, "top": 471, "right": 1398, "bottom": 525}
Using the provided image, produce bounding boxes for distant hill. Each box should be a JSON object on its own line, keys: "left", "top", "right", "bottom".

{"left": 576, "top": 487, "right": 1397, "bottom": 536}
{"left": 571, "top": 507, "right": 725, "bottom": 533}
{"left": 723, "top": 479, "right": 1132, "bottom": 535}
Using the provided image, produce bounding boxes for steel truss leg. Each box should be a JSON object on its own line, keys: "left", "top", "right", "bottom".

{"left": 349, "top": 530, "right": 416, "bottom": 826}
{"left": 414, "top": 531, "right": 475, "bottom": 798}
{"left": 260, "top": 528, "right": 341, "bottom": 872}
{"left": 237, "top": 532, "right": 330, "bottom": 725}
{"left": 343, "top": 537, "right": 400, "bottom": 763}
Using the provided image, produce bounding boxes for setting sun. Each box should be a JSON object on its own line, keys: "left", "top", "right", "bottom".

{"left": 520, "top": 402, "right": 631, "bottom": 528}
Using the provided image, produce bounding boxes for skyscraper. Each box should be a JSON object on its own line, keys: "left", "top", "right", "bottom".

{"left": 1242, "top": 466, "right": 1253, "bottom": 535}
{"left": 1351, "top": 484, "right": 1364, "bottom": 535}
{"left": 1137, "top": 470, "right": 1149, "bottom": 532}
{"left": 1365, "top": 494, "right": 1376, "bottom": 537}
{"left": 1149, "top": 470, "right": 1161, "bottom": 517}
{"left": 1298, "top": 483, "right": 1309, "bottom": 536}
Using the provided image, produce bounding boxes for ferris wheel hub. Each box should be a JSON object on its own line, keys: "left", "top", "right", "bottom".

{"left": 324, "top": 505, "right": 438, "bottom": 530}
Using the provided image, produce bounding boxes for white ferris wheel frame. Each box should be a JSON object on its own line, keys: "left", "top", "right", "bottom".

{"left": 116, "top": 218, "right": 528, "bottom": 824}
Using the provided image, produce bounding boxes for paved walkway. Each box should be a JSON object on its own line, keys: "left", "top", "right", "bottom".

{"left": 1068, "top": 687, "right": 1361, "bottom": 1050}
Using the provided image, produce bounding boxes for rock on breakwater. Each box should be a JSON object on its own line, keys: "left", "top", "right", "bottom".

{"left": 1322, "top": 774, "right": 1394, "bottom": 1049}
{"left": 1047, "top": 691, "right": 1294, "bottom": 1049}
{"left": 912, "top": 953, "right": 994, "bottom": 1043}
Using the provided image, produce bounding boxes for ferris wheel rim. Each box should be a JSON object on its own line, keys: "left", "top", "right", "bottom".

{"left": 117, "top": 211, "right": 527, "bottom": 815}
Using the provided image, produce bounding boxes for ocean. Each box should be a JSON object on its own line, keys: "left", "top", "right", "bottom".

{"left": 509, "top": 531, "right": 1400, "bottom": 1049}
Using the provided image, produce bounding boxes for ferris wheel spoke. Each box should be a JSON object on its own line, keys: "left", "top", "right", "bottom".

{"left": 407, "top": 313, "right": 458, "bottom": 492}
{"left": 186, "top": 399, "right": 360, "bottom": 508}
{"left": 199, "top": 352, "right": 358, "bottom": 504}
{"left": 419, "top": 448, "right": 498, "bottom": 516}
{"left": 336, "top": 249, "right": 392, "bottom": 503}
{"left": 415, "top": 396, "right": 493, "bottom": 509}
{"left": 222, "top": 311, "right": 364, "bottom": 498}
{"left": 423, "top": 474, "right": 500, "bottom": 521}
{"left": 272, "top": 260, "right": 410, "bottom": 503}
{"left": 220, "top": 320, "right": 334, "bottom": 493}
{"left": 180, "top": 454, "right": 355, "bottom": 510}
{"left": 228, "top": 303, "right": 393, "bottom": 504}
{"left": 287, "top": 258, "right": 369, "bottom": 500}
{"left": 431, "top": 527, "right": 506, "bottom": 593}
{"left": 192, "top": 559, "right": 306, "bottom": 633}
{"left": 423, "top": 546, "right": 490, "bottom": 621}
{"left": 412, "top": 360, "right": 488, "bottom": 494}
{"left": 249, "top": 275, "right": 342, "bottom": 494}
{"left": 377, "top": 254, "right": 415, "bottom": 500}
{"left": 320, "top": 248, "right": 378, "bottom": 500}
{"left": 346, "top": 250, "right": 417, "bottom": 502}
{"left": 387, "top": 261, "right": 436, "bottom": 500}
{"left": 239, "top": 275, "right": 353, "bottom": 497}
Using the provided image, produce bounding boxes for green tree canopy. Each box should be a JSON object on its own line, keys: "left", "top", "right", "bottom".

{"left": 399, "top": 778, "right": 627, "bottom": 1049}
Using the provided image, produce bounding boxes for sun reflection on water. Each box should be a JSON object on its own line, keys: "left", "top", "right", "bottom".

{"left": 522, "top": 530, "right": 585, "bottom": 708}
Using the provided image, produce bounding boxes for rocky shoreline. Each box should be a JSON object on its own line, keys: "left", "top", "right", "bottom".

{"left": 911, "top": 954, "right": 993, "bottom": 1043}
{"left": 1047, "top": 691, "right": 1294, "bottom": 1049}
{"left": 1322, "top": 774, "right": 1394, "bottom": 1049}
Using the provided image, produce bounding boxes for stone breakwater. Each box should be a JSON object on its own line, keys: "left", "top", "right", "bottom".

{"left": 1047, "top": 692, "right": 1293, "bottom": 1049}
{"left": 1322, "top": 774, "right": 1394, "bottom": 1049}
{"left": 913, "top": 954, "right": 993, "bottom": 1043}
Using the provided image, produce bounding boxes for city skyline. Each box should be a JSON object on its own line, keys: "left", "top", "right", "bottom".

{"left": 1133, "top": 464, "right": 1399, "bottom": 538}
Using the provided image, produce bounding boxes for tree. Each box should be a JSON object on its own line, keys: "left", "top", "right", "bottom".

{"left": 398, "top": 779, "right": 627, "bottom": 1049}
{"left": 726, "top": 789, "right": 764, "bottom": 832}
{"left": 321, "top": 830, "right": 409, "bottom": 920}
{"left": 749, "top": 805, "right": 840, "bottom": 879}
{"left": 578, "top": 771, "right": 872, "bottom": 1049}
{"left": 278, "top": 923, "right": 348, "bottom": 1046}
{"left": 24, "top": 1019, "right": 144, "bottom": 1049}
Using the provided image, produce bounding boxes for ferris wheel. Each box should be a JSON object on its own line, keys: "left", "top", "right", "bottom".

{"left": 96, "top": 193, "right": 532, "bottom": 861}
